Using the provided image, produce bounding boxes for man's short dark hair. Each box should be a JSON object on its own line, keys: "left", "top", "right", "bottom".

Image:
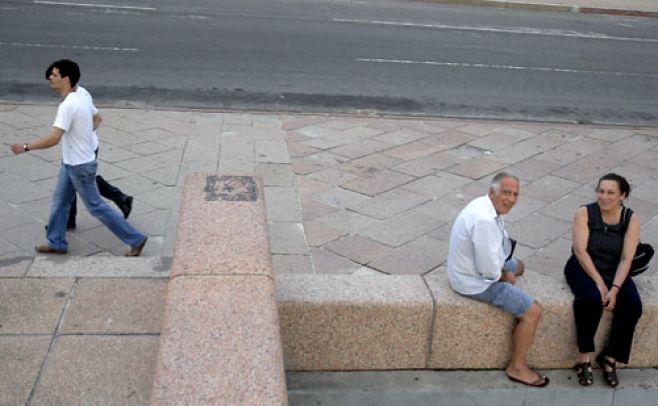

{"left": 45, "top": 59, "right": 81, "bottom": 87}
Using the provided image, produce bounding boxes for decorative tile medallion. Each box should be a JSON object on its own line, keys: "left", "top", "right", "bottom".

{"left": 204, "top": 175, "right": 258, "bottom": 202}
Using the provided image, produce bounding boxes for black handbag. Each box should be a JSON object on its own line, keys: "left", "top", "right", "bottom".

{"left": 630, "top": 242, "right": 654, "bottom": 276}
{"left": 623, "top": 207, "right": 654, "bottom": 277}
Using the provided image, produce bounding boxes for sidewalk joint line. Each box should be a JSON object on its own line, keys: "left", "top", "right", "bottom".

{"left": 25, "top": 277, "right": 80, "bottom": 406}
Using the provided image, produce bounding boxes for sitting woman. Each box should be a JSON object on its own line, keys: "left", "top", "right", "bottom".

{"left": 564, "top": 173, "right": 643, "bottom": 387}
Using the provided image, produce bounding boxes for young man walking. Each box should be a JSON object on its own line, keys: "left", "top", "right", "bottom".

{"left": 10, "top": 59, "right": 147, "bottom": 256}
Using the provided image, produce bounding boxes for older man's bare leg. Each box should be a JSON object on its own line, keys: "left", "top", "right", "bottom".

{"left": 505, "top": 302, "right": 549, "bottom": 386}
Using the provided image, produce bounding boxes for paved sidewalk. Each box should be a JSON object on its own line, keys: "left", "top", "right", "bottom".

{"left": 1, "top": 102, "right": 657, "bottom": 404}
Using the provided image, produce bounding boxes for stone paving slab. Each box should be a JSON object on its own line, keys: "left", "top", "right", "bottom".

{"left": 61, "top": 278, "right": 167, "bottom": 334}
{"left": 0, "top": 278, "right": 74, "bottom": 334}
{"left": 32, "top": 335, "right": 160, "bottom": 406}
{"left": 0, "top": 336, "right": 51, "bottom": 406}
{"left": 26, "top": 256, "right": 171, "bottom": 278}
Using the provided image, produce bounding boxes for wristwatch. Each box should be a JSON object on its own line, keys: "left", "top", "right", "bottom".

{"left": 23, "top": 143, "right": 29, "bottom": 152}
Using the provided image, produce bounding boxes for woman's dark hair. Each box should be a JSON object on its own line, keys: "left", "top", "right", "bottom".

{"left": 597, "top": 173, "right": 631, "bottom": 197}
{"left": 44, "top": 59, "right": 80, "bottom": 87}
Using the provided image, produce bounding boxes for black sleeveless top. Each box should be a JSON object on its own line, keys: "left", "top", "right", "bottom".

{"left": 585, "top": 202, "right": 632, "bottom": 282}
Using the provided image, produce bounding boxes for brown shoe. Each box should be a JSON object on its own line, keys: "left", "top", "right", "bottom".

{"left": 125, "top": 237, "right": 147, "bottom": 257}
{"left": 35, "top": 244, "right": 67, "bottom": 255}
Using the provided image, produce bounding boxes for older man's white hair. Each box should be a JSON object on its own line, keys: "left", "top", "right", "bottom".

{"left": 490, "top": 171, "right": 519, "bottom": 193}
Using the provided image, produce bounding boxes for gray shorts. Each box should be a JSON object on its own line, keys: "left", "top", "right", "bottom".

{"left": 464, "top": 258, "right": 533, "bottom": 318}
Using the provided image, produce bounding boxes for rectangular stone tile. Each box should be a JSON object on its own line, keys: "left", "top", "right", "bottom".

{"left": 310, "top": 187, "right": 370, "bottom": 209}
{"left": 288, "top": 141, "right": 320, "bottom": 158}
{"left": 330, "top": 139, "right": 391, "bottom": 159}
{"left": 383, "top": 140, "right": 445, "bottom": 161}
{"left": 632, "top": 179, "right": 658, "bottom": 205}
{"left": 0, "top": 278, "right": 73, "bottom": 334}
{"left": 338, "top": 153, "right": 402, "bottom": 176}
{"left": 348, "top": 188, "right": 429, "bottom": 220}
{"left": 141, "top": 164, "right": 180, "bottom": 186}
{"left": 587, "top": 128, "right": 637, "bottom": 142}
{"left": 256, "top": 140, "right": 291, "bottom": 164}
{"left": 425, "top": 129, "right": 475, "bottom": 150}
{"left": 551, "top": 155, "right": 612, "bottom": 184}
{"left": 27, "top": 257, "right": 171, "bottom": 278}
{"left": 0, "top": 336, "right": 51, "bottom": 406}
{"left": 369, "top": 236, "right": 447, "bottom": 275}
{"left": 323, "top": 235, "right": 393, "bottom": 265}
{"left": 467, "top": 131, "right": 528, "bottom": 152}
{"left": 358, "top": 211, "right": 444, "bottom": 247}
{"left": 269, "top": 222, "right": 308, "bottom": 255}
{"left": 265, "top": 186, "right": 303, "bottom": 222}
{"left": 413, "top": 191, "right": 479, "bottom": 223}
{"left": 341, "top": 170, "right": 414, "bottom": 196}
{"left": 301, "top": 197, "right": 339, "bottom": 221}
{"left": 0, "top": 153, "right": 60, "bottom": 182}
{"left": 506, "top": 213, "right": 572, "bottom": 249}
{"left": 277, "top": 274, "right": 433, "bottom": 370}
{"left": 507, "top": 157, "right": 560, "bottom": 182}
{"left": 372, "top": 129, "right": 429, "bottom": 145}
{"left": 315, "top": 210, "right": 380, "bottom": 235}
{"left": 152, "top": 276, "right": 287, "bottom": 405}
{"left": 256, "top": 163, "right": 295, "bottom": 186}
{"left": 310, "top": 248, "right": 361, "bottom": 275}
{"left": 303, "top": 221, "right": 346, "bottom": 247}
{"left": 503, "top": 195, "right": 549, "bottom": 223}
{"left": 0, "top": 172, "right": 52, "bottom": 204}
{"left": 0, "top": 256, "right": 32, "bottom": 277}
{"left": 534, "top": 146, "right": 588, "bottom": 166}
{"left": 446, "top": 158, "right": 509, "bottom": 179}
{"left": 297, "top": 176, "right": 332, "bottom": 197}
{"left": 392, "top": 151, "right": 462, "bottom": 177}
{"left": 218, "top": 131, "right": 253, "bottom": 174}
{"left": 33, "top": 335, "right": 159, "bottom": 406}
{"left": 401, "top": 173, "right": 472, "bottom": 199}
{"left": 524, "top": 237, "right": 573, "bottom": 281}
{"left": 521, "top": 175, "right": 582, "bottom": 203}
{"left": 272, "top": 254, "right": 313, "bottom": 275}
{"left": 307, "top": 168, "right": 358, "bottom": 186}
{"left": 62, "top": 279, "right": 166, "bottom": 334}
{"left": 540, "top": 194, "right": 589, "bottom": 223}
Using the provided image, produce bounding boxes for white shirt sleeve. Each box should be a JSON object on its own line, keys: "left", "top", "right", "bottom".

{"left": 53, "top": 101, "right": 72, "bottom": 131}
{"left": 472, "top": 217, "right": 504, "bottom": 282}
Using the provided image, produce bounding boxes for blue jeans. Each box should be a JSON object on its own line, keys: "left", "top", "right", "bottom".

{"left": 46, "top": 160, "right": 146, "bottom": 252}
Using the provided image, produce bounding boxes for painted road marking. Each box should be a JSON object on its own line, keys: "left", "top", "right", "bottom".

{"left": 334, "top": 18, "right": 658, "bottom": 44}
{"left": 0, "top": 41, "right": 138, "bottom": 52}
{"left": 357, "top": 58, "right": 658, "bottom": 78}
{"left": 34, "top": 1, "right": 156, "bottom": 11}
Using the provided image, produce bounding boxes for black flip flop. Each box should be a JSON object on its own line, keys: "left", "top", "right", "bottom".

{"left": 506, "top": 373, "right": 550, "bottom": 388}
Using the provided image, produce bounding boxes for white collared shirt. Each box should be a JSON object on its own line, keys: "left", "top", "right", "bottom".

{"left": 53, "top": 85, "right": 99, "bottom": 165}
{"left": 447, "top": 195, "right": 507, "bottom": 295}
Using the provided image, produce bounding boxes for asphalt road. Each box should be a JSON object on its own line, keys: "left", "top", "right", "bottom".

{"left": 1, "top": 0, "right": 657, "bottom": 125}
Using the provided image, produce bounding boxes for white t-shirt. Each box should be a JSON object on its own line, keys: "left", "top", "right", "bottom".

{"left": 53, "top": 86, "right": 99, "bottom": 165}
{"left": 447, "top": 195, "right": 507, "bottom": 295}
